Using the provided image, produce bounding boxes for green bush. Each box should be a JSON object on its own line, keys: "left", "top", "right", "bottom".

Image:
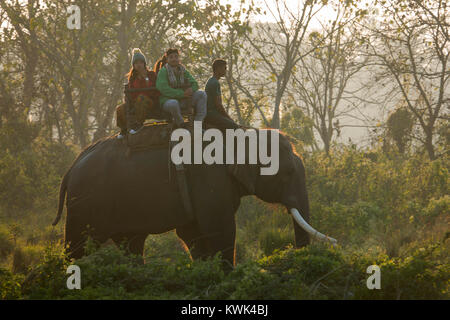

{"left": 0, "top": 267, "right": 23, "bottom": 299}
{"left": 424, "top": 196, "right": 449, "bottom": 221}
{"left": 17, "top": 242, "right": 448, "bottom": 300}
{"left": 12, "top": 245, "right": 45, "bottom": 274}
{"left": 351, "top": 242, "right": 450, "bottom": 299}
{"left": 259, "top": 227, "right": 292, "bottom": 256}
{"left": 144, "top": 231, "right": 186, "bottom": 259}
{"left": 21, "top": 244, "right": 70, "bottom": 299}
{"left": 0, "top": 226, "right": 14, "bottom": 260}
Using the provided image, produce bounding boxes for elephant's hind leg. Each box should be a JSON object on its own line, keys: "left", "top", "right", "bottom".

{"left": 64, "top": 215, "right": 89, "bottom": 260}
{"left": 111, "top": 232, "right": 147, "bottom": 257}
{"left": 65, "top": 235, "right": 87, "bottom": 260}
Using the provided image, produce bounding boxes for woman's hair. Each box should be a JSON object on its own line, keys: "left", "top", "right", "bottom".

{"left": 153, "top": 48, "right": 180, "bottom": 75}
{"left": 125, "top": 63, "right": 152, "bottom": 83}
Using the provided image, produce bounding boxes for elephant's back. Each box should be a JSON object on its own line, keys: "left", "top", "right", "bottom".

{"left": 65, "top": 139, "right": 187, "bottom": 233}
{"left": 68, "top": 138, "right": 124, "bottom": 188}
{"left": 68, "top": 138, "right": 175, "bottom": 197}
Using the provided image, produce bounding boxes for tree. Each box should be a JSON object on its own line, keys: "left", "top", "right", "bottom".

{"left": 180, "top": 0, "right": 257, "bottom": 126}
{"left": 91, "top": 0, "right": 137, "bottom": 142}
{"left": 92, "top": 0, "right": 201, "bottom": 141}
{"left": 290, "top": 1, "right": 369, "bottom": 154}
{"left": 209, "top": 0, "right": 327, "bottom": 129}
{"left": 386, "top": 107, "right": 414, "bottom": 154}
{"left": 2, "top": 0, "right": 211, "bottom": 147}
{"left": 0, "top": 0, "right": 40, "bottom": 119}
{"left": 280, "top": 104, "right": 317, "bottom": 152}
{"left": 361, "top": 0, "right": 449, "bottom": 159}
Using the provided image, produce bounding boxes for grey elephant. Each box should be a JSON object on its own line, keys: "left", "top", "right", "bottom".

{"left": 52, "top": 125, "right": 336, "bottom": 267}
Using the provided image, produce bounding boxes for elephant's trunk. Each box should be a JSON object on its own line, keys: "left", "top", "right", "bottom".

{"left": 289, "top": 208, "right": 337, "bottom": 245}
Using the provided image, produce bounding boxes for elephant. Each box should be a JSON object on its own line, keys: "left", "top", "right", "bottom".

{"left": 52, "top": 125, "right": 336, "bottom": 268}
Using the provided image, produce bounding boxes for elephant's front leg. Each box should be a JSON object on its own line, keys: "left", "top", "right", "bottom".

{"left": 184, "top": 165, "right": 240, "bottom": 270}
{"left": 206, "top": 214, "right": 236, "bottom": 270}
{"left": 176, "top": 221, "right": 211, "bottom": 260}
{"left": 176, "top": 214, "right": 237, "bottom": 271}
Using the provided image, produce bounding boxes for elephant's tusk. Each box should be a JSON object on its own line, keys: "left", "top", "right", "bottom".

{"left": 290, "top": 208, "right": 337, "bottom": 246}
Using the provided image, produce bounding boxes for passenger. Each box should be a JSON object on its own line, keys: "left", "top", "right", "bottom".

{"left": 117, "top": 48, "right": 158, "bottom": 139}
{"left": 154, "top": 48, "right": 206, "bottom": 127}
{"left": 204, "top": 59, "right": 239, "bottom": 129}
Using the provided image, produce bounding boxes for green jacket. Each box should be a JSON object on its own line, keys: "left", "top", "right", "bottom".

{"left": 156, "top": 66, "right": 199, "bottom": 107}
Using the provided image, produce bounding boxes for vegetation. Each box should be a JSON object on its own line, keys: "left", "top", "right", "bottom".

{"left": 1, "top": 239, "right": 448, "bottom": 300}
{"left": 0, "top": 0, "right": 448, "bottom": 300}
{"left": 0, "top": 137, "right": 448, "bottom": 299}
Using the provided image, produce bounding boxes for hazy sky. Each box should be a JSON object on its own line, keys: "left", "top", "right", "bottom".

{"left": 221, "top": 0, "right": 338, "bottom": 29}
{"left": 217, "top": 0, "right": 379, "bottom": 145}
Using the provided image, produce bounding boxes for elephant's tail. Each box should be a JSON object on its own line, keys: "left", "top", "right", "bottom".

{"left": 52, "top": 171, "right": 69, "bottom": 226}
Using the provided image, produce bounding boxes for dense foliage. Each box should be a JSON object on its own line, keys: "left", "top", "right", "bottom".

{"left": 1, "top": 240, "right": 447, "bottom": 300}
{"left": 0, "top": 137, "right": 448, "bottom": 299}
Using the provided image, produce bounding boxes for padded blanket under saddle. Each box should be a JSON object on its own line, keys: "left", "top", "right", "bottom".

{"left": 124, "top": 121, "right": 230, "bottom": 152}
{"left": 126, "top": 123, "right": 172, "bottom": 150}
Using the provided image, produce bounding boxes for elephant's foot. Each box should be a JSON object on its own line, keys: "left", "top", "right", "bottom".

{"left": 176, "top": 225, "right": 210, "bottom": 261}
{"left": 111, "top": 232, "right": 148, "bottom": 259}
{"left": 219, "top": 245, "right": 236, "bottom": 272}
{"left": 176, "top": 223, "right": 236, "bottom": 271}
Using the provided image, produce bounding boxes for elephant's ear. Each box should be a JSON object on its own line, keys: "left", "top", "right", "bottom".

{"left": 227, "top": 163, "right": 259, "bottom": 195}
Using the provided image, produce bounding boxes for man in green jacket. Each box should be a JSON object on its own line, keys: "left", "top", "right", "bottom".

{"left": 155, "top": 48, "right": 207, "bottom": 127}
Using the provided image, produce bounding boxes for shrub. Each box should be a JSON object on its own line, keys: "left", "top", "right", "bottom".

{"left": 0, "top": 267, "right": 23, "bottom": 299}
{"left": 0, "top": 226, "right": 14, "bottom": 260}
{"left": 351, "top": 242, "right": 450, "bottom": 299}
{"left": 21, "top": 244, "right": 70, "bottom": 299}
{"left": 12, "top": 245, "right": 45, "bottom": 274}
{"left": 11, "top": 241, "right": 449, "bottom": 300}
{"left": 259, "top": 227, "right": 292, "bottom": 256}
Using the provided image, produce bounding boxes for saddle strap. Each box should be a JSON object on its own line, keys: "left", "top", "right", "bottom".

{"left": 168, "top": 126, "right": 195, "bottom": 221}
{"left": 175, "top": 163, "right": 195, "bottom": 221}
